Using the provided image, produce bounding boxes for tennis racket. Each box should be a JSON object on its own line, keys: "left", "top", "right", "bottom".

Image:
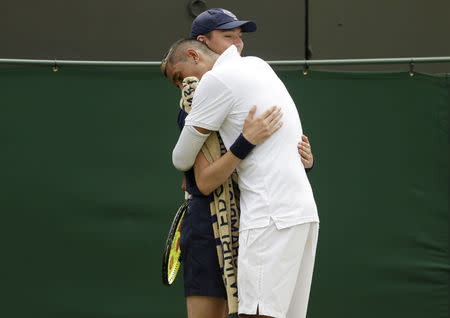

{"left": 162, "top": 199, "right": 189, "bottom": 286}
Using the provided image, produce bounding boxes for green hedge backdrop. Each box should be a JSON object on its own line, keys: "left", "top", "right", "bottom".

{"left": 1, "top": 65, "right": 448, "bottom": 318}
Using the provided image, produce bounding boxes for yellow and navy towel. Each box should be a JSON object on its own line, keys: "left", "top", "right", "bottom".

{"left": 180, "top": 77, "right": 240, "bottom": 317}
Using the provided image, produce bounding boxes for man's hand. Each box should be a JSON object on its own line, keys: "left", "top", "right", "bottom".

{"left": 298, "top": 135, "right": 314, "bottom": 169}
{"left": 242, "top": 106, "right": 283, "bottom": 145}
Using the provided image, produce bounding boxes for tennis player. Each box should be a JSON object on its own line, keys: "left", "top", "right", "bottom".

{"left": 170, "top": 9, "right": 315, "bottom": 318}
{"left": 164, "top": 38, "right": 319, "bottom": 318}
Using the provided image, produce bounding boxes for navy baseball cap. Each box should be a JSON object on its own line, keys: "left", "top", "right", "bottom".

{"left": 190, "top": 8, "right": 257, "bottom": 39}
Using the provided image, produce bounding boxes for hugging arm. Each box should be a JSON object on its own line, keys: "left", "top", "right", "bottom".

{"left": 193, "top": 106, "right": 283, "bottom": 195}
{"left": 298, "top": 135, "right": 315, "bottom": 172}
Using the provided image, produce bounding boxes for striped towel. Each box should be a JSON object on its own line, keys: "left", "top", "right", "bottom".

{"left": 180, "top": 77, "right": 240, "bottom": 317}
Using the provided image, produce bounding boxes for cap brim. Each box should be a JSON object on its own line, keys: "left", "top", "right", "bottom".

{"left": 215, "top": 20, "right": 257, "bottom": 33}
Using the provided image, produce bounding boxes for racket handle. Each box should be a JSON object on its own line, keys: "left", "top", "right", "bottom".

{"left": 184, "top": 191, "right": 192, "bottom": 200}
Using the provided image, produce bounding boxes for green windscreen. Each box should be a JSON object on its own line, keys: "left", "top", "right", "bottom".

{"left": 1, "top": 65, "right": 448, "bottom": 318}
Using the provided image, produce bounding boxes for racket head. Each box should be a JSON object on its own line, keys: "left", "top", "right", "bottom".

{"left": 162, "top": 200, "right": 188, "bottom": 286}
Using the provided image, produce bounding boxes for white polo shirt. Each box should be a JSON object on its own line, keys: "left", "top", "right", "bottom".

{"left": 185, "top": 46, "right": 319, "bottom": 231}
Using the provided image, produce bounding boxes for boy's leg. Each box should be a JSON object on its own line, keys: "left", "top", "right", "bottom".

{"left": 187, "top": 296, "right": 227, "bottom": 318}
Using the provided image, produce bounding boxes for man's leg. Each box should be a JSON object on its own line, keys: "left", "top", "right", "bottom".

{"left": 286, "top": 222, "right": 319, "bottom": 318}
{"left": 186, "top": 296, "right": 227, "bottom": 318}
{"left": 238, "top": 222, "right": 311, "bottom": 318}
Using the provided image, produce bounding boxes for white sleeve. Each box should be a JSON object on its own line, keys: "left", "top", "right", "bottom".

{"left": 172, "top": 125, "right": 210, "bottom": 171}
{"left": 184, "top": 73, "right": 234, "bottom": 131}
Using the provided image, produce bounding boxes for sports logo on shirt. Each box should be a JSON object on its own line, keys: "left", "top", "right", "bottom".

{"left": 221, "top": 9, "right": 237, "bottom": 21}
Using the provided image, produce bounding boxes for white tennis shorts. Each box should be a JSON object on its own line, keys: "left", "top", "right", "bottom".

{"left": 238, "top": 221, "right": 319, "bottom": 318}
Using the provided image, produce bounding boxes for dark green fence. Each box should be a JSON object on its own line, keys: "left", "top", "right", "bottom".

{"left": 1, "top": 65, "right": 448, "bottom": 318}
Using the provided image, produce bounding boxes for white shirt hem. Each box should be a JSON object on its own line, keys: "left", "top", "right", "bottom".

{"left": 239, "top": 216, "right": 320, "bottom": 232}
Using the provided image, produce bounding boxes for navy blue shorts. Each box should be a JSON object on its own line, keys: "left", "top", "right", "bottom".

{"left": 180, "top": 196, "right": 226, "bottom": 298}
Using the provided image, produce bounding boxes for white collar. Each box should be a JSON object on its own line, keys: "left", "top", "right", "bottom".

{"left": 213, "top": 45, "right": 240, "bottom": 69}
